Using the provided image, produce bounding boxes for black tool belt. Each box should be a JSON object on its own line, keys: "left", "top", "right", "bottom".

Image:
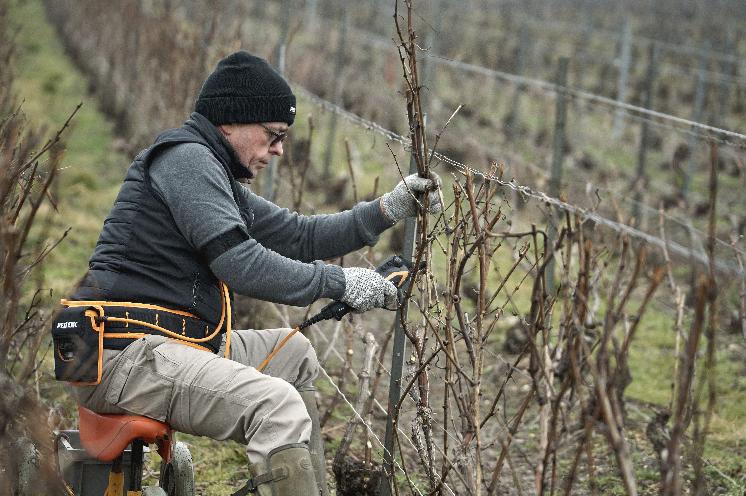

{"left": 96, "top": 306, "right": 223, "bottom": 352}
{"left": 52, "top": 301, "right": 225, "bottom": 385}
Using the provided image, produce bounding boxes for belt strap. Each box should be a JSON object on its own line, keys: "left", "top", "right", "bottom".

{"left": 100, "top": 306, "right": 217, "bottom": 339}
{"left": 98, "top": 306, "right": 221, "bottom": 353}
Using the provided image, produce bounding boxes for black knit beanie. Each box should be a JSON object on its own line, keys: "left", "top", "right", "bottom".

{"left": 195, "top": 51, "right": 296, "bottom": 126}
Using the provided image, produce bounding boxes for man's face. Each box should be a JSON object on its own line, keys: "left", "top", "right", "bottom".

{"left": 219, "top": 122, "right": 287, "bottom": 177}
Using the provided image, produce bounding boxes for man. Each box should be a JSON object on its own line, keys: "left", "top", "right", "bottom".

{"left": 67, "top": 51, "right": 440, "bottom": 495}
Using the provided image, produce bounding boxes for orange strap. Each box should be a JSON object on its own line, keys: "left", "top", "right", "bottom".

{"left": 255, "top": 268, "right": 412, "bottom": 372}
{"left": 256, "top": 325, "right": 301, "bottom": 372}
{"left": 65, "top": 307, "right": 106, "bottom": 386}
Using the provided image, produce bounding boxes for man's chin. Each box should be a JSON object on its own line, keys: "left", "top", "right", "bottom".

{"left": 249, "top": 164, "right": 267, "bottom": 175}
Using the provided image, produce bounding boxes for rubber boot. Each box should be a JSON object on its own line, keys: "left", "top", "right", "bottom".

{"left": 243, "top": 444, "right": 318, "bottom": 496}
{"left": 299, "top": 390, "right": 329, "bottom": 496}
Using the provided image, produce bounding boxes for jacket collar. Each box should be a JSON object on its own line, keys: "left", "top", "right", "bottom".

{"left": 184, "top": 112, "right": 254, "bottom": 181}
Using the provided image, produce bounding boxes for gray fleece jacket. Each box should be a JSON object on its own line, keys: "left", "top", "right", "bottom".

{"left": 149, "top": 142, "right": 394, "bottom": 306}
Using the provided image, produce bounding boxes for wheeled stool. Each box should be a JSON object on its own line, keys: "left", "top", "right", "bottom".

{"left": 56, "top": 406, "right": 195, "bottom": 496}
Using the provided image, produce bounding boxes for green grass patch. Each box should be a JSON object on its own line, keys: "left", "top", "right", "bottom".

{"left": 10, "top": 0, "right": 126, "bottom": 298}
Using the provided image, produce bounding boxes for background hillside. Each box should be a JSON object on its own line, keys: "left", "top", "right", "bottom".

{"left": 2, "top": 0, "right": 745, "bottom": 494}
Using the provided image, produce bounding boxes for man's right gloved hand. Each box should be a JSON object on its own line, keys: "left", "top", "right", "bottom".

{"left": 340, "top": 267, "right": 399, "bottom": 313}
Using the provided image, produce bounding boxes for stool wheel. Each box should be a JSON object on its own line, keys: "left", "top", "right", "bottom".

{"left": 143, "top": 487, "right": 168, "bottom": 496}
{"left": 159, "top": 441, "right": 195, "bottom": 496}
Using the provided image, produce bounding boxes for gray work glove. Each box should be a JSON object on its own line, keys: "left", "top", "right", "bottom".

{"left": 380, "top": 172, "right": 442, "bottom": 223}
{"left": 341, "top": 267, "right": 399, "bottom": 313}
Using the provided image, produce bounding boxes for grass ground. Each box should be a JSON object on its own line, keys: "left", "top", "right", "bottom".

{"left": 10, "top": 0, "right": 125, "bottom": 298}
{"left": 8, "top": 0, "right": 746, "bottom": 494}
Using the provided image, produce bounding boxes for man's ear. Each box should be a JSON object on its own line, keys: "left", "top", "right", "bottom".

{"left": 218, "top": 124, "right": 232, "bottom": 137}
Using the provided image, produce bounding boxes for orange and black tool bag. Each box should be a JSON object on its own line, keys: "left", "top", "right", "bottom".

{"left": 51, "top": 306, "right": 105, "bottom": 385}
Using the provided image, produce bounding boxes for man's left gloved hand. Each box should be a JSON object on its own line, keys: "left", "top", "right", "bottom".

{"left": 340, "top": 267, "right": 399, "bottom": 313}
{"left": 380, "top": 172, "right": 442, "bottom": 223}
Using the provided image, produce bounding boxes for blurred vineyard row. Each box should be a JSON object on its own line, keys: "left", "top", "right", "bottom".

{"left": 1, "top": 0, "right": 743, "bottom": 494}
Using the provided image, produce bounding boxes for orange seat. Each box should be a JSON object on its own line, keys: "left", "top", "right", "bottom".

{"left": 78, "top": 406, "right": 172, "bottom": 462}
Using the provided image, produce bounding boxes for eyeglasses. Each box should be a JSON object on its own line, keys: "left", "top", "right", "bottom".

{"left": 259, "top": 124, "right": 288, "bottom": 147}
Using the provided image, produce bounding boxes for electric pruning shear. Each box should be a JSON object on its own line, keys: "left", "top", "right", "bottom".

{"left": 257, "top": 255, "right": 417, "bottom": 371}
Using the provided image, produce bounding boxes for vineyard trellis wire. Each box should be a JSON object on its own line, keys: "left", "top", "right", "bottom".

{"left": 293, "top": 84, "right": 746, "bottom": 276}
{"left": 494, "top": 148, "right": 746, "bottom": 260}
{"left": 255, "top": 7, "right": 746, "bottom": 245}
{"left": 355, "top": 0, "right": 744, "bottom": 67}
{"left": 404, "top": 9, "right": 746, "bottom": 89}
{"left": 284, "top": 7, "right": 746, "bottom": 235}
{"left": 417, "top": 52, "right": 746, "bottom": 148}
{"left": 300, "top": 12, "right": 746, "bottom": 143}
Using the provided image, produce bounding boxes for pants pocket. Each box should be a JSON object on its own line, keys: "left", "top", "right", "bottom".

{"left": 104, "top": 353, "right": 174, "bottom": 422}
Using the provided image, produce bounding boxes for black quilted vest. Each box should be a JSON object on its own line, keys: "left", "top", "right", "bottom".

{"left": 73, "top": 113, "right": 252, "bottom": 351}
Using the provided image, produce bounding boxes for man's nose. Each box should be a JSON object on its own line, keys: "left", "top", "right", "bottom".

{"left": 270, "top": 141, "right": 283, "bottom": 156}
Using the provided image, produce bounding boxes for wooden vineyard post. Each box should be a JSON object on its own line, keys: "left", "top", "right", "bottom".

{"left": 304, "top": 0, "right": 318, "bottom": 30}
{"left": 612, "top": 19, "right": 632, "bottom": 138}
{"left": 265, "top": 0, "right": 290, "bottom": 202}
{"left": 322, "top": 4, "right": 350, "bottom": 179}
{"left": 713, "top": 31, "right": 735, "bottom": 129}
{"left": 505, "top": 23, "right": 531, "bottom": 141}
{"left": 682, "top": 48, "right": 709, "bottom": 200}
{"left": 546, "top": 57, "right": 569, "bottom": 296}
{"left": 632, "top": 42, "right": 658, "bottom": 228}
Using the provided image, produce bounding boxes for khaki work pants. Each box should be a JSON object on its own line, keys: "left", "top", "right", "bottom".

{"left": 71, "top": 329, "right": 318, "bottom": 464}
